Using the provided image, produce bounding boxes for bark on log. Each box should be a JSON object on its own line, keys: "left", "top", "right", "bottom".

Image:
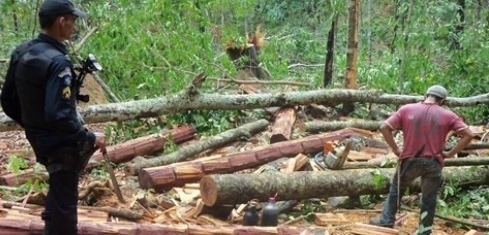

{"left": 342, "top": 157, "right": 489, "bottom": 169}
{"left": 199, "top": 166, "right": 489, "bottom": 206}
{"left": 91, "top": 125, "right": 196, "bottom": 163}
{"left": 239, "top": 84, "right": 280, "bottom": 115}
{"left": 2, "top": 88, "right": 487, "bottom": 132}
{"left": 270, "top": 108, "right": 297, "bottom": 144}
{"left": 126, "top": 119, "right": 270, "bottom": 175}
{"left": 305, "top": 120, "right": 382, "bottom": 133}
{"left": 0, "top": 218, "right": 328, "bottom": 235}
{"left": 137, "top": 128, "right": 364, "bottom": 191}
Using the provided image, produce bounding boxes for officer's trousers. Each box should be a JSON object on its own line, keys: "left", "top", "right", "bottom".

{"left": 42, "top": 170, "right": 79, "bottom": 235}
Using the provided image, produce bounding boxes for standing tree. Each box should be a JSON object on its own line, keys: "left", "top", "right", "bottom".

{"left": 323, "top": 14, "right": 338, "bottom": 87}
{"left": 341, "top": 0, "right": 359, "bottom": 115}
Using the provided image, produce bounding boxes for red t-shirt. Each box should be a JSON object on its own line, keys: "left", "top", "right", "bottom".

{"left": 385, "top": 102, "right": 468, "bottom": 163}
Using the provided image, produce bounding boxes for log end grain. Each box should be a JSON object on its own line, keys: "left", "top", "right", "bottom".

{"left": 269, "top": 134, "right": 288, "bottom": 144}
{"left": 199, "top": 176, "right": 218, "bottom": 206}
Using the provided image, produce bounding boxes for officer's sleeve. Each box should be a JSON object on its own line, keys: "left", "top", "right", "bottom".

{"left": 44, "top": 59, "right": 92, "bottom": 142}
{"left": 0, "top": 56, "right": 23, "bottom": 126}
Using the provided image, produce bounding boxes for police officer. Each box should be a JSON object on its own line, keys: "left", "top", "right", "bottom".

{"left": 0, "top": 0, "right": 106, "bottom": 234}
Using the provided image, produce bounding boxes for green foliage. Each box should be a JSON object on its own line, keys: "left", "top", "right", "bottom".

{"left": 6, "top": 155, "right": 28, "bottom": 173}
{"left": 285, "top": 199, "right": 326, "bottom": 222}
{"left": 370, "top": 169, "right": 390, "bottom": 190}
{"left": 5, "top": 156, "right": 48, "bottom": 194}
{"left": 17, "top": 177, "right": 49, "bottom": 194}
{"left": 167, "top": 109, "right": 239, "bottom": 135}
{"left": 438, "top": 186, "right": 489, "bottom": 220}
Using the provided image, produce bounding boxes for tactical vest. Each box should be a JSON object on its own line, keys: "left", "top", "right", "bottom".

{"left": 14, "top": 42, "right": 65, "bottom": 129}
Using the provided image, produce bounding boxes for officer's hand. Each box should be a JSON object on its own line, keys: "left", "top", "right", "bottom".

{"left": 94, "top": 132, "right": 107, "bottom": 153}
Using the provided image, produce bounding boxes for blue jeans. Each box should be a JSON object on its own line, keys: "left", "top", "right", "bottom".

{"left": 378, "top": 157, "right": 442, "bottom": 234}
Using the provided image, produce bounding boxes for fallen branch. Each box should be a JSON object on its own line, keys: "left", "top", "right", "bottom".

{"left": 125, "top": 119, "right": 270, "bottom": 175}
{"left": 208, "top": 77, "right": 311, "bottom": 87}
{"left": 305, "top": 120, "right": 382, "bottom": 133}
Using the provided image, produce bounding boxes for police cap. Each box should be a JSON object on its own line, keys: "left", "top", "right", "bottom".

{"left": 39, "top": 0, "right": 87, "bottom": 18}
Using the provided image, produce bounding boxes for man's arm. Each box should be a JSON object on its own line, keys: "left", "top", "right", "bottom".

{"left": 442, "top": 128, "right": 474, "bottom": 158}
{"left": 380, "top": 123, "right": 401, "bottom": 157}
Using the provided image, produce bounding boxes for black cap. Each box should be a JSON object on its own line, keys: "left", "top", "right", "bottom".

{"left": 39, "top": 0, "right": 87, "bottom": 18}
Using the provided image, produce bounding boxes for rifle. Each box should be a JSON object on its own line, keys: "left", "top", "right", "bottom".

{"left": 73, "top": 54, "right": 102, "bottom": 103}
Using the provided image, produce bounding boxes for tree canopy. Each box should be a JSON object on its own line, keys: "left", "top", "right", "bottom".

{"left": 1, "top": 0, "right": 489, "bottom": 123}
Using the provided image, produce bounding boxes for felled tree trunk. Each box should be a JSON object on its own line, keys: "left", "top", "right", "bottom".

{"left": 0, "top": 218, "right": 328, "bottom": 235}
{"left": 0, "top": 169, "right": 48, "bottom": 186}
{"left": 126, "top": 119, "right": 270, "bottom": 175}
{"left": 137, "top": 129, "right": 363, "bottom": 191}
{"left": 91, "top": 125, "right": 196, "bottom": 163}
{"left": 2, "top": 89, "right": 489, "bottom": 132}
{"left": 200, "top": 166, "right": 489, "bottom": 206}
{"left": 343, "top": 157, "right": 489, "bottom": 169}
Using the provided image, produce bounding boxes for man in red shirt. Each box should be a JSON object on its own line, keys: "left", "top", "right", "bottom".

{"left": 370, "top": 85, "right": 474, "bottom": 235}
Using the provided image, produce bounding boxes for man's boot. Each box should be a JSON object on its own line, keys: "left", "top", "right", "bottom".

{"left": 369, "top": 217, "right": 394, "bottom": 228}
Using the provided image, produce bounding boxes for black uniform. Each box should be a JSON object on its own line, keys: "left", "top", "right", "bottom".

{"left": 1, "top": 33, "right": 96, "bottom": 235}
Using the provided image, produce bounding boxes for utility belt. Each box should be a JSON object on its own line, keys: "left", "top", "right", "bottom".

{"left": 45, "top": 140, "right": 97, "bottom": 174}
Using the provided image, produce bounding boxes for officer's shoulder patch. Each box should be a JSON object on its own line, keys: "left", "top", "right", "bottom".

{"left": 62, "top": 86, "right": 71, "bottom": 100}
{"left": 58, "top": 67, "right": 71, "bottom": 78}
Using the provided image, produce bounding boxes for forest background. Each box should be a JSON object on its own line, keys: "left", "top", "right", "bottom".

{"left": 1, "top": 0, "right": 489, "bottom": 225}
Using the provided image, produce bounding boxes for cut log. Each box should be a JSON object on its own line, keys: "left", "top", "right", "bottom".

{"left": 138, "top": 128, "right": 363, "bottom": 191}
{"left": 0, "top": 169, "right": 48, "bottom": 186}
{"left": 2, "top": 89, "right": 488, "bottom": 132}
{"left": 91, "top": 125, "right": 196, "bottom": 164}
{"left": 0, "top": 218, "right": 329, "bottom": 234}
{"left": 199, "top": 166, "right": 489, "bottom": 206}
{"left": 126, "top": 119, "right": 269, "bottom": 176}
{"left": 269, "top": 108, "right": 297, "bottom": 144}
{"left": 343, "top": 157, "right": 489, "bottom": 169}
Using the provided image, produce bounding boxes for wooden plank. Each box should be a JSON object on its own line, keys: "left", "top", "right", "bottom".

{"left": 351, "top": 223, "right": 398, "bottom": 235}
{"left": 313, "top": 212, "right": 348, "bottom": 226}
